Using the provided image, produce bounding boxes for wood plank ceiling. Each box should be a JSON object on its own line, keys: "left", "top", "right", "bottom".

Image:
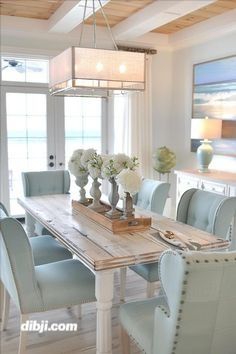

{"left": 0, "top": 0, "right": 236, "bottom": 34}
{"left": 0, "top": 0, "right": 64, "bottom": 19}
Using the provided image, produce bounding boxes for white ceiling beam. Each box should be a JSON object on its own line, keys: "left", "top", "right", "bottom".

{"left": 48, "top": 0, "right": 110, "bottom": 33}
{"left": 169, "top": 8, "right": 236, "bottom": 49}
{"left": 112, "top": 0, "right": 217, "bottom": 40}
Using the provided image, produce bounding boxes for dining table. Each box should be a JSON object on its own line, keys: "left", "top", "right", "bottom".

{"left": 18, "top": 194, "right": 229, "bottom": 354}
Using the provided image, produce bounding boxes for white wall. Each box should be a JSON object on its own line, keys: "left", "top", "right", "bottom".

{"left": 171, "top": 31, "right": 236, "bottom": 173}
{"left": 151, "top": 31, "right": 236, "bottom": 210}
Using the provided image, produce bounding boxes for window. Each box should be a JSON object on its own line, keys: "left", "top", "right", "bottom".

{"left": 65, "top": 97, "right": 102, "bottom": 162}
{"left": 6, "top": 92, "right": 48, "bottom": 214}
{"left": 113, "top": 93, "right": 129, "bottom": 154}
{"left": 1, "top": 57, "right": 48, "bottom": 83}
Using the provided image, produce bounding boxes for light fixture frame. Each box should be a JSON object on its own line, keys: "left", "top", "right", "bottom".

{"left": 49, "top": 0, "right": 146, "bottom": 97}
{"left": 49, "top": 46, "right": 146, "bottom": 97}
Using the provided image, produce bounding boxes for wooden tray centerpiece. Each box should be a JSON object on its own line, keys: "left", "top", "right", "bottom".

{"left": 72, "top": 199, "right": 151, "bottom": 233}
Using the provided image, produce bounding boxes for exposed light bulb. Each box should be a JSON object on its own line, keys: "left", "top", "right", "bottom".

{"left": 119, "top": 64, "right": 126, "bottom": 74}
{"left": 96, "top": 62, "right": 104, "bottom": 72}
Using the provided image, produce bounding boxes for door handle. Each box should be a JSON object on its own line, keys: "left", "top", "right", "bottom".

{"left": 49, "top": 162, "right": 54, "bottom": 167}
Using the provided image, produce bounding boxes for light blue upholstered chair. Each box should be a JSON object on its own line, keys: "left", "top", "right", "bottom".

{"left": 122, "top": 188, "right": 236, "bottom": 299}
{"left": 120, "top": 179, "right": 170, "bottom": 300}
{"left": 0, "top": 202, "right": 72, "bottom": 328}
{"left": 0, "top": 217, "right": 96, "bottom": 354}
{"left": 120, "top": 249, "right": 236, "bottom": 354}
{"left": 133, "top": 179, "right": 170, "bottom": 214}
{"left": 21, "top": 170, "right": 70, "bottom": 236}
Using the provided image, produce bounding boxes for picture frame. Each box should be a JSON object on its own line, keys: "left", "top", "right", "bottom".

{"left": 191, "top": 55, "right": 236, "bottom": 157}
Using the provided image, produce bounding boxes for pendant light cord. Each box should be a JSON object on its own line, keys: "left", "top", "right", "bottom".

{"left": 79, "top": 0, "right": 118, "bottom": 50}
{"left": 97, "top": 0, "right": 118, "bottom": 50}
{"left": 93, "top": 0, "right": 97, "bottom": 48}
{"left": 79, "top": 0, "right": 88, "bottom": 47}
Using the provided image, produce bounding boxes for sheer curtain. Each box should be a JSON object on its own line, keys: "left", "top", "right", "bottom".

{"left": 114, "top": 55, "right": 153, "bottom": 178}
{"left": 0, "top": 87, "right": 10, "bottom": 211}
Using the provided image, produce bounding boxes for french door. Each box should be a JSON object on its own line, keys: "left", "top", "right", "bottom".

{"left": 1, "top": 84, "right": 105, "bottom": 216}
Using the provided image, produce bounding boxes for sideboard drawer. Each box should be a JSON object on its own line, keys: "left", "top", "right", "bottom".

{"left": 176, "top": 176, "right": 200, "bottom": 205}
{"left": 178, "top": 176, "right": 199, "bottom": 189}
{"left": 201, "top": 181, "right": 227, "bottom": 195}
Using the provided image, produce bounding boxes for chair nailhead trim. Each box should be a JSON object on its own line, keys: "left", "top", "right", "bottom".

{"left": 157, "top": 251, "right": 236, "bottom": 354}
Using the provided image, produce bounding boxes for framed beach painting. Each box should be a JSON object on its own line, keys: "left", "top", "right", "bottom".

{"left": 191, "top": 55, "right": 236, "bottom": 156}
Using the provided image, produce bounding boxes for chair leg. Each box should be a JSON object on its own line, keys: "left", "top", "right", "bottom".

{"left": 146, "top": 282, "right": 156, "bottom": 298}
{"left": 121, "top": 326, "right": 131, "bottom": 354}
{"left": 2, "top": 287, "right": 10, "bottom": 330}
{"left": 18, "top": 314, "right": 28, "bottom": 354}
{"left": 120, "top": 267, "right": 127, "bottom": 302}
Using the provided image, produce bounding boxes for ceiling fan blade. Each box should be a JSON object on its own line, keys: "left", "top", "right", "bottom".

{"left": 16, "top": 66, "right": 25, "bottom": 73}
{"left": 27, "top": 66, "right": 43, "bottom": 72}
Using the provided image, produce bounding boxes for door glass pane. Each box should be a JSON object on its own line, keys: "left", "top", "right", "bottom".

{"left": 65, "top": 97, "right": 102, "bottom": 161}
{"left": 6, "top": 93, "right": 47, "bottom": 216}
{"left": 64, "top": 97, "right": 102, "bottom": 194}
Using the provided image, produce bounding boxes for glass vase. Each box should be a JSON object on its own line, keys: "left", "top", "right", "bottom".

{"left": 105, "top": 177, "right": 122, "bottom": 219}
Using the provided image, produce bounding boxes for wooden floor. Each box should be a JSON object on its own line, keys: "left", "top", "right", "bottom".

{"left": 1, "top": 269, "right": 159, "bottom": 354}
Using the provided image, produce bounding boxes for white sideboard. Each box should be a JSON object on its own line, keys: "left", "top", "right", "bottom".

{"left": 175, "top": 169, "right": 236, "bottom": 206}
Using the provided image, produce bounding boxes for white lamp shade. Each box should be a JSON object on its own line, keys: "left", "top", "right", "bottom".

{"left": 191, "top": 118, "right": 222, "bottom": 140}
{"left": 49, "top": 47, "right": 145, "bottom": 96}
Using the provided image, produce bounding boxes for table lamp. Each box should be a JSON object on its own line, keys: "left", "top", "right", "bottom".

{"left": 191, "top": 117, "right": 222, "bottom": 172}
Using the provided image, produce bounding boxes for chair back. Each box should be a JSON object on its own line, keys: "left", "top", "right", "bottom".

{"left": 21, "top": 170, "right": 70, "bottom": 196}
{"left": 134, "top": 179, "right": 170, "bottom": 214}
{"left": 0, "top": 218, "right": 42, "bottom": 313}
{"left": 0, "top": 202, "right": 9, "bottom": 218}
{"left": 153, "top": 249, "right": 236, "bottom": 354}
{"left": 177, "top": 188, "right": 236, "bottom": 247}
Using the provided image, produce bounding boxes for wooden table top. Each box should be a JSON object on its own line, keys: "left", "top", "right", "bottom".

{"left": 18, "top": 194, "right": 229, "bottom": 271}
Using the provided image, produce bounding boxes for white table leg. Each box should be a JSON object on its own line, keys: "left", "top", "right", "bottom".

{"left": 95, "top": 269, "right": 114, "bottom": 354}
{"left": 25, "top": 212, "right": 36, "bottom": 237}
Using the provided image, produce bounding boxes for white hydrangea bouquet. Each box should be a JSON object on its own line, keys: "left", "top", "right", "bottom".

{"left": 116, "top": 169, "right": 142, "bottom": 195}
{"left": 68, "top": 149, "right": 88, "bottom": 177}
{"left": 101, "top": 153, "right": 139, "bottom": 179}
